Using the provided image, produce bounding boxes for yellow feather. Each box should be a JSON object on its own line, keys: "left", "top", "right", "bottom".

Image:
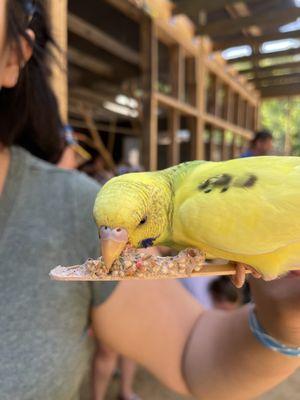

{"left": 173, "top": 156, "right": 300, "bottom": 278}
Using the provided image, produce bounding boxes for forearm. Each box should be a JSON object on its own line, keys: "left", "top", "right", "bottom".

{"left": 183, "top": 306, "right": 300, "bottom": 400}
{"left": 92, "top": 280, "right": 201, "bottom": 395}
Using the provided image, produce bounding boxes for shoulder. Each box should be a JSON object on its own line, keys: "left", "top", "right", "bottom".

{"left": 18, "top": 146, "right": 100, "bottom": 198}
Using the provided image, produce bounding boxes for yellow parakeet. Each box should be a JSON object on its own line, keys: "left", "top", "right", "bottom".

{"left": 93, "top": 156, "right": 300, "bottom": 280}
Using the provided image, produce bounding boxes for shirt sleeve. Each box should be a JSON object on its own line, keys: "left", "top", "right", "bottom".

{"left": 71, "top": 172, "right": 119, "bottom": 307}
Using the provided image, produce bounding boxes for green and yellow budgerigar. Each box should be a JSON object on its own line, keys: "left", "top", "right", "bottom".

{"left": 93, "top": 156, "right": 300, "bottom": 280}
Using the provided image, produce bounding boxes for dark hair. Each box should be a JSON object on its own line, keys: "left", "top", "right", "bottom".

{"left": 209, "top": 277, "right": 239, "bottom": 303}
{"left": 251, "top": 130, "right": 273, "bottom": 147}
{"left": 0, "top": 0, "right": 64, "bottom": 163}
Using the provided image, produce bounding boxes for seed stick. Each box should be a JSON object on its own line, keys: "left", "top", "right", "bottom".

{"left": 49, "top": 249, "right": 250, "bottom": 282}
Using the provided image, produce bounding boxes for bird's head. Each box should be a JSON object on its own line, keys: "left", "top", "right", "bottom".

{"left": 93, "top": 172, "right": 172, "bottom": 269}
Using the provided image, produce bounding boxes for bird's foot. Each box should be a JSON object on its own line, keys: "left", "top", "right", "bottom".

{"left": 230, "top": 263, "right": 247, "bottom": 288}
{"left": 230, "top": 263, "right": 262, "bottom": 288}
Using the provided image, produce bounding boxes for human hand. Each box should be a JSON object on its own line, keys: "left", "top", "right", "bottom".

{"left": 250, "top": 272, "right": 300, "bottom": 347}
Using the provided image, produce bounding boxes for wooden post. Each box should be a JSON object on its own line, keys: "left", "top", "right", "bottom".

{"left": 254, "top": 101, "right": 260, "bottom": 130}
{"left": 170, "top": 45, "right": 185, "bottom": 102}
{"left": 245, "top": 103, "right": 251, "bottom": 130}
{"left": 237, "top": 97, "right": 245, "bottom": 128}
{"left": 141, "top": 16, "right": 158, "bottom": 171}
{"left": 231, "top": 134, "right": 240, "bottom": 158}
{"left": 193, "top": 38, "right": 206, "bottom": 160}
{"left": 168, "top": 109, "right": 180, "bottom": 165}
{"left": 83, "top": 112, "right": 116, "bottom": 170}
{"left": 168, "top": 44, "right": 183, "bottom": 164}
{"left": 108, "top": 119, "right": 117, "bottom": 154}
{"left": 221, "top": 129, "right": 227, "bottom": 160}
{"left": 186, "top": 57, "right": 196, "bottom": 106}
{"left": 47, "top": 0, "right": 68, "bottom": 123}
{"left": 233, "top": 93, "right": 239, "bottom": 125}
{"left": 215, "top": 77, "right": 222, "bottom": 118}
{"left": 209, "top": 129, "right": 216, "bottom": 161}
{"left": 226, "top": 89, "right": 234, "bottom": 123}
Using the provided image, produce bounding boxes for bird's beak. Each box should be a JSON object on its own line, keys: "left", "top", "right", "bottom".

{"left": 100, "top": 227, "right": 128, "bottom": 270}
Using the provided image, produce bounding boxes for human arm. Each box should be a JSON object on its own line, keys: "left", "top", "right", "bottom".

{"left": 91, "top": 276, "right": 300, "bottom": 400}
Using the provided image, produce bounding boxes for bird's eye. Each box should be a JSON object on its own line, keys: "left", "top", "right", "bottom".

{"left": 139, "top": 217, "right": 147, "bottom": 225}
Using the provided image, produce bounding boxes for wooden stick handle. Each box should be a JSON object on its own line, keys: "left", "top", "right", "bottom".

{"left": 49, "top": 261, "right": 300, "bottom": 282}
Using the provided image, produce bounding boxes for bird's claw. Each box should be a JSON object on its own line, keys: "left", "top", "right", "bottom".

{"left": 230, "top": 263, "right": 247, "bottom": 288}
{"left": 230, "top": 263, "right": 262, "bottom": 288}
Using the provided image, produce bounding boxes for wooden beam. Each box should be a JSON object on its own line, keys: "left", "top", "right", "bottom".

{"left": 214, "top": 29, "right": 300, "bottom": 50}
{"left": 92, "top": 81, "right": 127, "bottom": 96}
{"left": 70, "top": 102, "right": 119, "bottom": 121}
{"left": 68, "top": 47, "right": 113, "bottom": 78}
{"left": 69, "top": 101, "right": 115, "bottom": 120}
{"left": 186, "top": 57, "right": 197, "bottom": 106}
{"left": 209, "top": 130, "right": 217, "bottom": 161}
{"left": 175, "top": 0, "right": 256, "bottom": 14}
{"left": 70, "top": 87, "right": 115, "bottom": 107}
{"left": 237, "top": 97, "right": 246, "bottom": 128}
{"left": 252, "top": 71, "right": 300, "bottom": 84}
{"left": 226, "top": 89, "right": 234, "bottom": 123}
{"left": 155, "top": 92, "right": 199, "bottom": 117}
{"left": 200, "top": 7, "right": 300, "bottom": 36}
{"left": 141, "top": 16, "right": 158, "bottom": 171}
{"left": 245, "top": 103, "right": 254, "bottom": 130}
{"left": 205, "top": 57, "right": 258, "bottom": 105}
{"left": 221, "top": 130, "right": 227, "bottom": 161}
{"left": 68, "top": 13, "right": 140, "bottom": 66}
{"left": 240, "top": 60, "right": 300, "bottom": 75}
{"left": 155, "top": 18, "right": 198, "bottom": 57}
{"left": 170, "top": 45, "right": 185, "bottom": 101}
{"left": 203, "top": 113, "right": 253, "bottom": 139}
{"left": 48, "top": 0, "right": 68, "bottom": 123}
{"left": 260, "top": 82, "right": 300, "bottom": 98}
{"left": 228, "top": 47, "right": 300, "bottom": 63}
{"left": 105, "top": 0, "right": 142, "bottom": 21}
{"left": 193, "top": 40, "right": 206, "bottom": 160}
{"left": 108, "top": 120, "right": 117, "bottom": 154}
{"left": 206, "top": 73, "right": 217, "bottom": 115}
{"left": 168, "top": 109, "right": 180, "bottom": 165}
{"left": 69, "top": 119, "right": 140, "bottom": 136}
{"left": 83, "top": 112, "right": 116, "bottom": 170}
{"left": 226, "top": 1, "right": 262, "bottom": 37}
{"left": 215, "top": 77, "right": 223, "bottom": 118}
{"left": 255, "top": 73, "right": 300, "bottom": 88}
{"left": 231, "top": 135, "right": 240, "bottom": 158}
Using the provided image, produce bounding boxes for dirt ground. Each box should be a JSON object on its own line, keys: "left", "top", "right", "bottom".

{"left": 105, "top": 367, "right": 300, "bottom": 400}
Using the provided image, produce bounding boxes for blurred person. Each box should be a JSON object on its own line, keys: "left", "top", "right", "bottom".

{"left": 116, "top": 161, "right": 143, "bottom": 176}
{"left": 2, "top": 3, "right": 300, "bottom": 400}
{"left": 181, "top": 276, "right": 216, "bottom": 309}
{"left": 240, "top": 130, "right": 273, "bottom": 157}
{"left": 209, "top": 277, "right": 242, "bottom": 311}
{"left": 90, "top": 154, "right": 114, "bottom": 185}
{"left": 93, "top": 343, "right": 140, "bottom": 400}
{"left": 57, "top": 125, "right": 91, "bottom": 170}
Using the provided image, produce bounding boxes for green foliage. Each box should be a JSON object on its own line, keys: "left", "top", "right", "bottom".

{"left": 261, "top": 97, "right": 300, "bottom": 155}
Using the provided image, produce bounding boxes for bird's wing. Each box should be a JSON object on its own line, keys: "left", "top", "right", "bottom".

{"left": 175, "top": 157, "right": 300, "bottom": 255}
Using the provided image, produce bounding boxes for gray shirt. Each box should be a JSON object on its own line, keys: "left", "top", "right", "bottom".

{"left": 0, "top": 147, "right": 117, "bottom": 400}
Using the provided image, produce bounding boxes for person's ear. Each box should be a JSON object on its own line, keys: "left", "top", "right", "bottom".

{"left": 1, "top": 29, "right": 35, "bottom": 88}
